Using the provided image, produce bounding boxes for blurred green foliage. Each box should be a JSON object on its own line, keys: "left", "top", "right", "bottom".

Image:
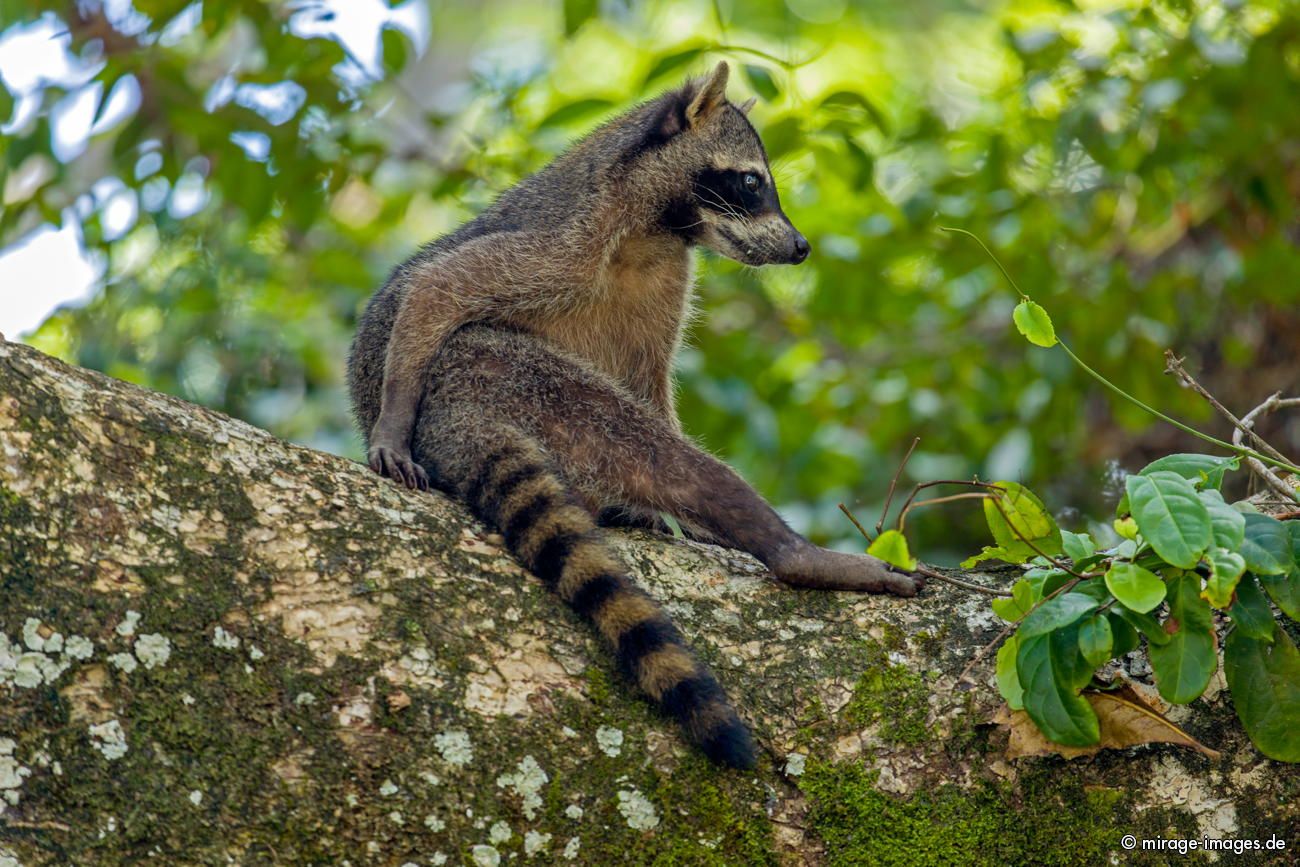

{"left": 3, "top": 0, "right": 1298, "bottom": 560}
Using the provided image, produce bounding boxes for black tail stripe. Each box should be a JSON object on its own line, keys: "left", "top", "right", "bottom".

{"left": 466, "top": 443, "right": 517, "bottom": 511}
{"left": 568, "top": 573, "right": 623, "bottom": 621}
{"left": 533, "top": 531, "right": 581, "bottom": 585}
{"left": 616, "top": 619, "right": 679, "bottom": 677}
{"left": 502, "top": 491, "right": 556, "bottom": 549}
{"left": 660, "top": 675, "right": 722, "bottom": 723}
{"left": 487, "top": 462, "right": 548, "bottom": 515}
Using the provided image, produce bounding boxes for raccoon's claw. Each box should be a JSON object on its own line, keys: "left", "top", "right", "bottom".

{"left": 368, "top": 444, "right": 430, "bottom": 491}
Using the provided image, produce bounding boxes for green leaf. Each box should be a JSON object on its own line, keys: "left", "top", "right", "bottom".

{"left": 1078, "top": 615, "right": 1113, "bottom": 668}
{"left": 1107, "top": 611, "right": 1140, "bottom": 656}
{"left": 1240, "top": 513, "right": 1291, "bottom": 576}
{"left": 380, "top": 26, "right": 411, "bottom": 76}
{"left": 538, "top": 98, "right": 616, "bottom": 129}
{"left": 563, "top": 0, "right": 598, "bottom": 34}
{"left": 992, "top": 579, "right": 1035, "bottom": 623}
{"left": 1025, "top": 567, "right": 1072, "bottom": 598}
{"left": 1199, "top": 489, "right": 1246, "bottom": 551}
{"left": 1069, "top": 576, "right": 1110, "bottom": 604}
{"left": 1104, "top": 561, "right": 1166, "bottom": 614}
{"left": 1261, "top": 524, "right": 1300, "bottom": 621}
{"left": 1202, "top": 547, "right": 1246, "bottom": 609}
{"left": 1061, "top": 530, "right": 1095, "bottom": 562}
{"left": 867, "top": 529, "right": 917, "bottom": 571}
{"left": 983, "top": 481, "right": 1062, "bottom": 557}
{"left": 1019, "top": 592, "right": 1099, "bottom": 639}
{"left": 961, "top": 542, "right": 1038, "bottom": 569}
{"left": 1259, "top": 570, "right": 1300, "bottom": 622}
{"left": 643, "top": 48, "right": 705, "bottom": 84}
{"left": 996, "top": 635, "right": 1024, "bottom": 710}
{"left": 1224, "top": 627, "right": 1300, "bottom": 762}
{"left": 1124, "top": 471, "right": 1211, "bottom": 569}
{"left": 1112, "top": 605, "right": 1171, "bottom": 646}
{"left": 1017, "top": 632, "right": 1100, "bottom": 747}
{"left": 819, "top": 90, "right": 890, "bottom": 132}
{"left": 1139, "top": 454, "right": 1239, "bottom": 490}
{"left": 1229, "top": 574, "right": 1276, "bottom": 642}
{"left": 1148, "top": 573, "right": 1218, "bottom": 704}
{"left": 0, "top": 80, "right": 12, "bottom": 126}
{"left": 1012, "top": 300, "right": 1057, "bottom": 347}
{"left": 742, "top": 65, "right": 780, "bottom": 102}
{"left": 1055, "top": 623, "right": 1096, "bottom": 691}
{"left": 990, "top": 568, "right": 1074, "bottom": 624}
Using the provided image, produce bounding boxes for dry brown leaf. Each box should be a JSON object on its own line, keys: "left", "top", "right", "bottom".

{"left": 993, "top": 681, "right": 1221, "bottom": 761}
{"left": 385, "top": 689, "right": 412, "bottom": 711}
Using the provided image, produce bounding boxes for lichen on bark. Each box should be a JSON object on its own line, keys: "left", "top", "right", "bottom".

{"left": 1, "top": 339, "right": 1297, "bottom": 865}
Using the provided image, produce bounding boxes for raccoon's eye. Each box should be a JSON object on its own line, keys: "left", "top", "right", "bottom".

{"left": 742, "top": 172, "right": 761, "bottom": 192}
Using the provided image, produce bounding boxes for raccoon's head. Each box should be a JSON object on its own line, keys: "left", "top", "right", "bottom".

{"left": 648, "top": 62, "right": 809, "bottom": 267}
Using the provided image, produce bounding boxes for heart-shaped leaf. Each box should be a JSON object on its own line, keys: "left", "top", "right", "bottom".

{"left": 1125, "top": 472, "right": 1211, "bottom": 569}
{"left": 1107, "top": 611, "right": 1140, "bottom": 656}
{"left": 1139, "top": 454, "right": 1239, "bottom": 490}
{"left": 1199, "top": 489, "right": 1245, "bottom": 551}
{"left": 983, "top": 481, "right": 1062, "bottom": 557}
{"left": 1019, "top": 592, "right": 1099, "bottom": 639}
{"left": 1259, "top": 570, "right": 1300, "bottom": 622}
{"left": 1229, "top": 574, "right": 1275, "bottom": 642}
{"left": 1105, "top": 561, "right": 1166, "bottom": 614}
{"left": 1240, "top": 513, "right": 1291, "bottom": 576}
{"left": 1112, "top": 605, "right": 1171, "bottom": 646}
{"left": 1017, "top": 632, "right": 1099, "bottom": 747}
{"left": 1225, "top": 627, "right": 1300, "bottom": 763}
{"left": 1078, "top": 614, "right": 1113, "bottom": 668}
{"left": 992, "top": 579, "right": 1035, "bottom": 623}
{"left": 1148, "top": 573, "right": 1217, "bottom": 704}
{"left": 1062, "top": 530, "right": 1096, "bottom": 562}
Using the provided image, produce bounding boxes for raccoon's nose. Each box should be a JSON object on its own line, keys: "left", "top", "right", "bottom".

{"left": 791, "top": 232, "right": 810, "bottom": 264}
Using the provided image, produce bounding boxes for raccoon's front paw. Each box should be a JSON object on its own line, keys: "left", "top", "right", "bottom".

{"left": 367, "top": 442, "right": 430, "bottom": 491}
{"left": 771, "top": 547, "right": 923, "bottom": 596}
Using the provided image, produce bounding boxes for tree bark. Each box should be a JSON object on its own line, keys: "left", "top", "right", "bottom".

{"left": 0, "top": 338, "right": 1296, "bottom": 866}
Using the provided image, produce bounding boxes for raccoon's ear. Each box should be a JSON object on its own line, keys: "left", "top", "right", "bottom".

{"left": 738, "top": 96, "right": 757, "bottom": 115}
{"left": 686, "top": 61, "right": 730, "bottom": 127}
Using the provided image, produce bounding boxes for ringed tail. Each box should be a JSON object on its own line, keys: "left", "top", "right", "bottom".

{"left": 459, "top": 434, "right": 755, "bottom": 769}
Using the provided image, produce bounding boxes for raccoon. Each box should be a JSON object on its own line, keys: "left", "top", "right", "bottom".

{"left": 348, "top": 63, "right": 921, "bottom": 768}
{"left": 356, "top": 62, "right": 807, "bottom": 488}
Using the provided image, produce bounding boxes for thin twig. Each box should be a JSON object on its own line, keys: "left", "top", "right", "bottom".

{"left": 876, "top": 436, "right": 920, "bottom": 535}
{"left": 897, "top": 492, "right": 992, "bottom": 533}
{"left": 1163, "top": 351, "right": 1293, "bottom": 464}
{"left": 894, "top": 479, "right": 1002, "bottom": 530}
{"left": 943, "top": 227, "right": 1300, "bottom": 477}
{"left": 840, "top": 502, "right": 1013, "bottom": 598}
{"left": 1233, "top": 394, "right": 1300, "bottom": 503}
{"left": 837, "top": 503, "right": 874, "bottom": 545}
{"left": 914, "top": 563, "right": 1012, "bottom": 597}
{"left": 957, "top": 622, "right": 1016, "bottom": 686}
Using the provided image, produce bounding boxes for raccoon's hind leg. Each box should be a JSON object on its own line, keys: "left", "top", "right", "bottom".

{"left": 412, "top": 421, "right": 755, "bottom": 769}
{"left": 544, "top": 395, "right": 921, "bottom": 596}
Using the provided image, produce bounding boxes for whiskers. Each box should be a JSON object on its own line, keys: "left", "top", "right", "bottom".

{"left": 691, "top": 185, "right": 751, "bottom": 226}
